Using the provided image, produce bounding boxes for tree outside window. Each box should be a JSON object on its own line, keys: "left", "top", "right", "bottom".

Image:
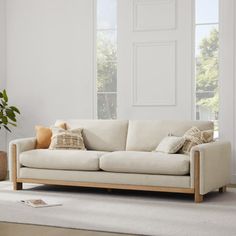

{"left": 195, "top": 0, "right": 219, "bottom": 137}
{"left": 96, "top": 0, "right": 117, "bottom": 119}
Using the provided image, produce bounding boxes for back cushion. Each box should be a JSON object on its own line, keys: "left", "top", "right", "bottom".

{"left": 55, "top": 120, "right": 128, "bottom": 152}
{"left": 126, "top": 120, "right": 214, "bottom": 151}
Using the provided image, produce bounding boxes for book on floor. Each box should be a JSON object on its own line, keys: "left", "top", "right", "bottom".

{"left": 20, "top": 199, "right": 62, "bottom": 208}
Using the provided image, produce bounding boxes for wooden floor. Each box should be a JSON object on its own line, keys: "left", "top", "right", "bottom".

{"left": 0, "top": 222, "right": 133, "bottom": 236}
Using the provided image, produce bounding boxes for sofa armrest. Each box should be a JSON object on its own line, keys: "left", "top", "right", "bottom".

{"left": 9, "top": 137, "right": 37, "bottom": 180}
{"left": 190, "top": 141, "right": 231, "bottom": 195}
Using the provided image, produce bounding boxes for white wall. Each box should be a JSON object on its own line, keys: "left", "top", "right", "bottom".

{"left": 117, "top": 0, "right": 194, "bottom": 120}
{"left": 6, "top": 0, "right": 95, "bottom": 142}
{"left": 3, "top": 0, "right": 236, "bottom": 183}
{"left": 219, "top": 0, "right": 236, "bottom": 183}
{"left": 0, "top": 0, "right": 6, "bottom": 151}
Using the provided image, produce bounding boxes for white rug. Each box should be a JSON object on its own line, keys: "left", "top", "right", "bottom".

{"left": 0, "top": 181, "right": 236, "bottom": 236}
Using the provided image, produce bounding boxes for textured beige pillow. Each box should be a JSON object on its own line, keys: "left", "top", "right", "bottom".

{"left": 49, "top": 127, "right": 86, "bottom": 150}
{"left": 181, "top": 127, "right": 214, "bottom": 154}
{"left": 155, "top": 136, "right": 185, "bottom": 154}
{"left": 201, "top": 130, "right": 214, "bottom": 143}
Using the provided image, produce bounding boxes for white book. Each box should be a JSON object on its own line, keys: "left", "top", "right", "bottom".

{"left": 20, "top": 199, "right": 62, "bottom": 208}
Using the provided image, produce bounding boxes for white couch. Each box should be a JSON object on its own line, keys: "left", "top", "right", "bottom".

{"left": 9, "top": 120, "right": 231, "bottom": 203}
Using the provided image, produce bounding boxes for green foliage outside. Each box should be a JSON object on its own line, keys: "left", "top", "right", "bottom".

{"left": 0, "top": 89, "right": 20, "bottom": 132}
{"left": 196, "top": 28, "right": 219, "bottom": 119}
{"left": 97, "top": 31, "right": 117, "bottom": 119}
{"left": 97, "top": 32, "right": 117, "bottom": 92}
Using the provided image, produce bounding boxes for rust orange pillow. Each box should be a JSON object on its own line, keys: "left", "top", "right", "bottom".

{"left": 35, "top": 123, "right": 66, "bottom": 149}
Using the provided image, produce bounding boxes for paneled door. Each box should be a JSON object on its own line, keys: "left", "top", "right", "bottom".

{"left": 117, "top": 0, "right": 193, "bottom": 119}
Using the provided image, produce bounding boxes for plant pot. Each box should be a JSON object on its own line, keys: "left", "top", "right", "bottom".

{"left": 0, "top": 151, "right": 7, "bottom": 181}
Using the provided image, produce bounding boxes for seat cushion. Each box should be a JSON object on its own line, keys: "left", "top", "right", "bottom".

{"left": 100, "top": 151, "right": 190, "bottom": 175}
{"left": 19, "top": 149, "right": 107, "bottom": 171}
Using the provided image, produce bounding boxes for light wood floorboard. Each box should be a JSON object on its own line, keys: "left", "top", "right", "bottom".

{"left": 0, "top": 222, "right": 134, "bottom": 236}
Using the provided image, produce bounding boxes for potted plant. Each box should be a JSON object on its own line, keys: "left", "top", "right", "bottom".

{"left": 0, "top": 89, "right": 20, "bottom": 180}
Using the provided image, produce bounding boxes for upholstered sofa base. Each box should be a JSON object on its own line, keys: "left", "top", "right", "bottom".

{"left": 12, "top": 146, "right": 227, "bottom": 203}
{"left": 18, "top": 168, "right": 191, "bottom": 188}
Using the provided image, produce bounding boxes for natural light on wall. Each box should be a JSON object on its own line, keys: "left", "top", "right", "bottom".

{"left": 96, "top": 0, "right": 117, "bottom": 119}
{"left": 195, "top": 0, "right": 219, "bottom": 137}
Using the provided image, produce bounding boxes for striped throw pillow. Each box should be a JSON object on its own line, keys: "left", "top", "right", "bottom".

{"left": 49, "top": 127, "right": 86, "bottom": 150}
{"left": 180, "top": 127, "right": 214, "bottom": 154}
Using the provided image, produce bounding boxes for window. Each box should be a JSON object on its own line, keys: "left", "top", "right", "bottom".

{"left": 195, "top": 0, "right": 219, "bottom": 137}
{"left": 96, "top": 0, "right": 117, "bottom": 119}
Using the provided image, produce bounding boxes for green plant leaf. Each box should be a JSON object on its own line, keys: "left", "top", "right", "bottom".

{"left": 8, "top": 122, "right": 17, "bottom": 126}
{"left": 10, "top": 106, "right": 20, "bottom": 114}
{"left": 0, "top": 89, "right": 20, "bottom": 132}
{"left": 6, "top": 109, "right": 16, "bottom": 122}
{"left": 1, "top": 100, "right": 7, "bottom": 107}
{"left": 3, "top": 125, "right": 11, "bottom": 132}
{"left": 2, "top": 89, "right": 8, "bottom": 102}
{"left": 1, "top": 116, "right": 8, "bottom": 125}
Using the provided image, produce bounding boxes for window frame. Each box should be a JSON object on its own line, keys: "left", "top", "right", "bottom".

{"left": 95, "top": 0, "right": 117, "bottom": 119}
{"left": 194, "top": 0, "right": 219, "bottom": 136}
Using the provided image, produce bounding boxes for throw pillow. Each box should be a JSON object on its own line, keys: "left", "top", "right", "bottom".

{"left": 155, "top": 136, "right": 185, "bottom": 154}
{"left": 180, "top": 127, "right": 214, "bottom": 154}
{"left": 49, "top": 127, "right": 86, "bottom": 150}
{"left": 183, "top": 127, "right": 202, "bottom": 144}
{"left": 201, "top": 130, "right": 214, "bottom": 143}
{"left": 35, "top": 122, "right": 66, "bottom": 149}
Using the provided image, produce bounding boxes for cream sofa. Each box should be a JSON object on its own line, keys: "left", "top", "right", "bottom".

{"left": 9, "top": 120, "right": 231, "bottom": 203}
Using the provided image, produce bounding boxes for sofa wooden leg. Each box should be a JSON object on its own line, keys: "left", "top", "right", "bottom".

{"left": 219, "top": 186, "right": 227, "bottom": 193}
{"left": 194, "top": 151, "right": 203, "bottom": 203}
{"left": 13, "top": 182, "right": 22, "bottom": 191}
{"left": 194, "top": 193, "right": 203, "bottom": 203}
{"left": 12, "top": 144, "right": 22, "bottom": 191}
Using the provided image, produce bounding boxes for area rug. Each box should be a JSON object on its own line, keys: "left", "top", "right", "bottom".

{"left": 0, "top": 181, "right": 236, "bottom": 236}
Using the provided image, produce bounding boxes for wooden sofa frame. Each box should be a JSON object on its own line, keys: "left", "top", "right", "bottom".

{"left": 11, "top": 144, "right": 226, "bottom": 203}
